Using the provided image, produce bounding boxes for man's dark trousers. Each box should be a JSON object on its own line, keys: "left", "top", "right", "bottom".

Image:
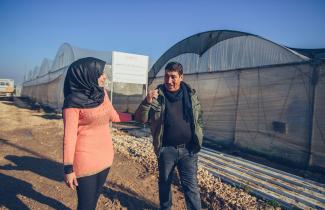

{"left": 158, "top": 146, "right": 201, "bottom": 210}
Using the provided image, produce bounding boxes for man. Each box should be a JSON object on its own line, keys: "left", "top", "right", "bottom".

{"left": 135, "top": 62, "right": 203, "bottom": 210}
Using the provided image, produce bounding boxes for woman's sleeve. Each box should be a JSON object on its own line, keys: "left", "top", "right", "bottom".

{"left": 63, "top": 108, "right": 80, "bottom": 166}
{"left": 107, "top": 98, "right": 132, "bottom": 122}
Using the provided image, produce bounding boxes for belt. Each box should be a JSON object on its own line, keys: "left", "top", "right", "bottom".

{"left": 172, "top": 144, "right": 187, "bottom": 149}
{"left": 163, "top": 143, "right": 188, "bottom": 149}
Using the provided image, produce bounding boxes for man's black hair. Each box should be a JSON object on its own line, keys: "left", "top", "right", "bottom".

{"left": 165, "top": 62, "right": 183, "bottom": 75}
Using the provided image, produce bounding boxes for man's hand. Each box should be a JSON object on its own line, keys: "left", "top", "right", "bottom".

{"left": 64, "top": 172, "right": 78, "bottom": 190}
{"left": 146, "top": 89, "right": 158, "bottom": 104}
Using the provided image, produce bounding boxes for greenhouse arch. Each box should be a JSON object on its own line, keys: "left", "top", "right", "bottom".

{"left": 149, "top": 30, "right": 325, "bottom": 172}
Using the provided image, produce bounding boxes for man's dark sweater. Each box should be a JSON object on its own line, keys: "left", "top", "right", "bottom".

{"left": 162, "top": 91, "right": 192, "bottom": 146}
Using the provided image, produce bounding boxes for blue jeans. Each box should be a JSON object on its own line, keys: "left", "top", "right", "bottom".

{"left": 158, "top": 146, "right": 201, "bottom": 210}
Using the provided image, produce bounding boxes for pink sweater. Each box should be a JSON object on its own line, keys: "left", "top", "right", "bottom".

{"left": 63, "top": 91, "right": 131, "bottom": 178}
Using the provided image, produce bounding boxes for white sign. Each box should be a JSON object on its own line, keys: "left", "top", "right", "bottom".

{"left": 112, "top": 51, "right": 148, "bottom": 84}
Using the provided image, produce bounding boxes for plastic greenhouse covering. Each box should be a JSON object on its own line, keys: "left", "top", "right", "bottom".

{"left": 22, "top": 31, "right": 325, "bottom": 172}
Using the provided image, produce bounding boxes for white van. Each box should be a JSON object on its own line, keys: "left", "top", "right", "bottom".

{"left": 0, "top": 79, "right": 15, "bottom": 97}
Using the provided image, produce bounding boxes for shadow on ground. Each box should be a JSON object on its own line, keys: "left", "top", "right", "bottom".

{"left": 32, "top": 113, "right": 62, "bottom": 120}
{"left": 0, "top": 155, "right": 64, "bottom": 182}
{"left": 103, "top": 181, "right": 159, "bottom": 210}
{"left": 0, "top": 173, "right": 70, "bottom": 210}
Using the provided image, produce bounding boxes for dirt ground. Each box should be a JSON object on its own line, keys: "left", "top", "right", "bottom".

{"left": 0, "top": 98, "right": 190, "bottom": 210}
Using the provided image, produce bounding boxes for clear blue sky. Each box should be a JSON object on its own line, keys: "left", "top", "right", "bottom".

{"left": 1, "top": 0, "right": 324, "bottom": 84}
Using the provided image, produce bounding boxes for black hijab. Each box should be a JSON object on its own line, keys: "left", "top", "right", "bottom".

{"left": 63, "top": 57, "right": 106, "bottom": 109}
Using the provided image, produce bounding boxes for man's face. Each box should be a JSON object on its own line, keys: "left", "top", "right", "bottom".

{"left": 164, "top": 70, "right": 183, "bottom": 92}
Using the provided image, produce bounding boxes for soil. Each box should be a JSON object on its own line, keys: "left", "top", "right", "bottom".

{"left": 1, "top": 98, "right": 297, "bottom": 210}
{"left": 0, "top": 98, "right": 187, "bottom": 210}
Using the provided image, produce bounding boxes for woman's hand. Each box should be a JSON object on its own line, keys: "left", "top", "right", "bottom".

{"left": 64, "top": 172, "right": 78, "bottom": 190}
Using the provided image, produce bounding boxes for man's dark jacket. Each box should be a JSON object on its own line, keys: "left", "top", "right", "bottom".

{"left": 135, "top": 82, "right": 204, "bottom": 156}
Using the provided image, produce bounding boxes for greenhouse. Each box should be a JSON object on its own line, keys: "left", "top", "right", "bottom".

{"left": 22, "top": 43, "right": 145, "bottom": 113}
{"left": 22, "top": 31, "right": 325, "bottom": 172}
{"left": 148, "top": 30, "right": 325, "bottom": 172}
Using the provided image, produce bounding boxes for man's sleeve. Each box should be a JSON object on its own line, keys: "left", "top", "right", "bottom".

{"left": 197, "top": 107, "right": 204, "bottom": 129}
{"left": 197, "top": 96, "right": 204, "bottom": 129}
{"left": 134, "top": 99, "right": 152, "bottom": 124}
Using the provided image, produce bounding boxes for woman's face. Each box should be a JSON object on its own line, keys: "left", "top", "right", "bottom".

{"left": 98, "top": 73, "right": 106, "bottom": 87}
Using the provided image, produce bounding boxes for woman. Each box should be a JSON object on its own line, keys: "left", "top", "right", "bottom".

{"left": 62, "top": 57, "right": 131, "bottom": 210}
